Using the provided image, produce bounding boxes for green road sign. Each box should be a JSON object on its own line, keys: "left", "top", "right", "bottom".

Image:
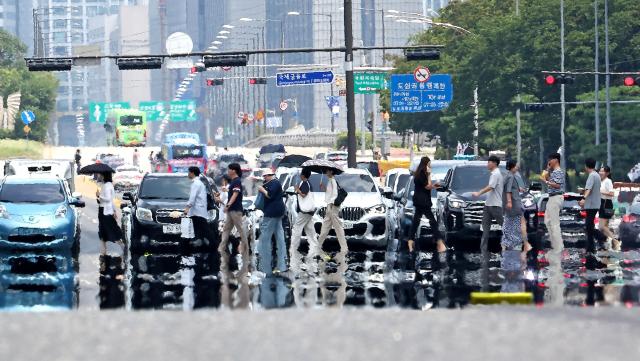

{"left": 170, "top": 100, "right": 197, "bottom": 122}
{"left": 89, "top": 102, "right": 130, "bottom": 123}
{"left": 139, "top": 101, "right": 167, "bottom": 122}
{"left": 354, "top": 72, "right": 386, "bottom": 94}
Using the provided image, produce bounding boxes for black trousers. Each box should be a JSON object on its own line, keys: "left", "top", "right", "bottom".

{"left": 191, "top": 216, "right": 218, "bottom": 248}
{"left": 585, "top": 209, "right": 606, "bottom": 253}
{"left": 409, "top": 205, "right": 442, "bottom": 243}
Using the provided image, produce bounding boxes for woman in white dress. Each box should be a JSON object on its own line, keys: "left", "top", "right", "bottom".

{"left": 96, "top": 172, "right": 125, "bottom": 255}
{"left": 599, "top": 166, "right": 619, "bottom": 250}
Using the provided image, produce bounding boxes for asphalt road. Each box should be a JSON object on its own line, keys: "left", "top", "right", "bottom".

{"left": 0, "top": 307, "right": 638, "bottom": 361}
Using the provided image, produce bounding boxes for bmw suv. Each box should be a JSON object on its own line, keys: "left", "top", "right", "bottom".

{"left": 121, "top": 173, "right": 219, "bottom": 253}
{"left": 436, "top": 163, "right": 538, "bottom": 246}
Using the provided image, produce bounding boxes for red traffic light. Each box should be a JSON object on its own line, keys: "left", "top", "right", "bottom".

{"left": 249, "top": 78, "right": 257, "bottom": 85}
{"left": 248, "top": 77, "right": 267, "bottom": 85}
{"left": 624, "top": 77, "right": 637, "bottom": 87}
{"left": 545, "top": 75, "right": 556, "bottom": 85}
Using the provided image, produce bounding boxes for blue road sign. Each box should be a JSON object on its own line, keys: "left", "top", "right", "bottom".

{"left": 276, "top": 71, "right": 334, "bottom": 87}
{"left": 21, "top": 110, "right": 36, "bottom": 125}
{"left": 390, "top": 74, "right": 453, "bottom": 113}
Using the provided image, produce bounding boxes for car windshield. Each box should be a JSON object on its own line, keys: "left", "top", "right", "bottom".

{"left": 450, "top": 167, "right": 492, "bottom": 193}
{"left": 0, "top": 183, "right": 65, "bottom": 203}
{"left": 327, "top": 153, "right": 347, "bottom": 161}
{"left": 431, "top": 166, "right": 453, "bottom": 181}
{"left": 309, "top": 173, "right": 377, "bottom": 193}
{"left": 387, "top": 173, "right": 397, "bottom": 188}
{"left": 172, "top": 145, "right": 204, "bottom": 159}
{"left": 119, "top": 115, "right": 143, "bottom": 126}
{"left": 139, "top": 177, "right": 192, "bottom": 199}
{"left": 396, "top": 174, "right": 411, "bottom": 193}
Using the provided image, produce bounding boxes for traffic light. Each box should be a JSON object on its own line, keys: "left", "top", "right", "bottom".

{"left": 203, "top": 54, "right": 248, "bottom": 68}
{"left": 206, "top": 78, "right": 224, "bottom": 86}
{"left": 26, "top": 58, "right": 73, "bottom": 71}
{"left": 523, "top": 103, "right": 545, "bottom": 112}
{"left": 544, "top": 74, "right": 574, "bottom": 85}
{"left": 623, "top": 76, "right": 640, "bottom": 87}
{"left": 191, "top": 63, "right": 206, "bottom": 73}
{"left": 116, "top": 57, "right": 163, "bottom": 70}
{"left": 404, "top": 48, "right": 440, "bottom": 61}
{"left": 249, "top": 77, "right": 267, "bottom": 85}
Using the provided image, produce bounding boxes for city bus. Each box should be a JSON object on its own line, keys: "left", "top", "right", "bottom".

{"left": 107, "top": 109, "right": 147, "bottom": 147}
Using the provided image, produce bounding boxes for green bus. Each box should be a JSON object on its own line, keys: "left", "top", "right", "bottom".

{"left": 107, "top": 109, "right": 147, "bottom": 147}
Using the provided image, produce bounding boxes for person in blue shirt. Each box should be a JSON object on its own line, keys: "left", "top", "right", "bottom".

{"left": 257, "top": 170, "right": 287, "bottom": 275}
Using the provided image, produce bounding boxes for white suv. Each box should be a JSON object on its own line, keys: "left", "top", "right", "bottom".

{"left": 285, "top": 168, "right": 394, "bottom": 248}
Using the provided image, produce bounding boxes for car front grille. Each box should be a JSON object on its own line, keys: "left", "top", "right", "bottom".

{"left": 464, "top": 201, "right": 484, "bottom": 224}
{"left": 318, "top": 207, "right": 365, "bottom": 221}
{"left": 155, "top": 209, "right": 182, "bottom": 225}
{"left": 7, "top": 234, "right": 56, "bottom": 244}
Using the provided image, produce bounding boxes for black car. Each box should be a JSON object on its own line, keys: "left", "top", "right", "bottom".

{"left": 536, "top": 192, "right": 586, "bottom": 243}
{"left": 617, "top": 203, "right": 640, "bottom": 247}
{"left": 435, "top": 164, "right": 539, "bottom": 247}
{"left": 121, "top": 173, "right": 219, "bottom": 254}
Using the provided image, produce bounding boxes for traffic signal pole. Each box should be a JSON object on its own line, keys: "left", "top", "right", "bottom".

{"left": 344, "top": 0, "right": 357, "bottom": 168}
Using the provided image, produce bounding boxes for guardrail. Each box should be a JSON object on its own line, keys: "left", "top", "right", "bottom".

{"left": 243, "top": 132, "right": 406, "bottom": 148}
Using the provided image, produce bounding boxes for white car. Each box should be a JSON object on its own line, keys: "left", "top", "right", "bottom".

{"left": 113, "top": 164, "right": 144, "bottom": 192}
{"left": 304, "top": 168, "right": 394, "bottom": 248}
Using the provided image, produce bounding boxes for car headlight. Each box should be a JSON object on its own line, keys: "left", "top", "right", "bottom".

{"left": 448, "top": 198, "right": 467, "bottom": 209}
{"left": 522, "top": 197, "right": 535, "bottom": 208}
{"left": 0, "top": 205, "right": 9, "bottom": 219}
{"left": 136, "top": 207, "right": 153, "bottom": 222}
{"left": 55, "top": 205, "right": 67, "bottom": 219}
{"left": 368, "top": 204, "right": 386, "bottom": 215}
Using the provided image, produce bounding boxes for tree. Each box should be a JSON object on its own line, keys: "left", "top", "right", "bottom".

{"left": 0, "top": 30, "right": 58, "bottom": 142}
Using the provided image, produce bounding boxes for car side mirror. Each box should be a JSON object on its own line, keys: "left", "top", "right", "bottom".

{"left": 529, "top": 182, "right": 542, "bottom": 192}
{"left": 382, "top": 186, "right": 394, "bottom": 199}
{"left": 122, "top": 192, "right": 134, "bottom": 201}
{"left": 286, "top": 186, "right": 296, "bottom": 196}
{"left": 436, "top": 185, "right": 447, "bottom": 192}
{"left": 70, "top": 199, "right": 85, "bottom": 208}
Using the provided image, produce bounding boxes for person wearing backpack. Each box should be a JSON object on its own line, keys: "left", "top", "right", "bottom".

{"left": 289, "top": 168, "right": 319, "bottom": 270}
{"left": 317, "top": 168, "right": 348, "bottom": 256}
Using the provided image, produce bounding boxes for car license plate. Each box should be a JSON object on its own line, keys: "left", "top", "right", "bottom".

{"left": 343, "top": 222, "right": 354, "bottom": 229}
{"left": 560, "top": 216, "right": 574, "bottom": 221}
{"left": 163, "top": 224, "right": 181, "bottom": 234}
{"left": 480, "top": 224, "right": 502, "bottom": 232}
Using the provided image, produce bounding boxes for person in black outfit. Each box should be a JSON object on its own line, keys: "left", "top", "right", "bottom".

{"left": 408, "top": 156, "right": 446, "bottom": 254}
{"left": 74, "top": 149, "right": 81, "bottom": 174}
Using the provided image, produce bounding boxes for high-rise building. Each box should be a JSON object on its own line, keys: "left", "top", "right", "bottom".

{"left": 0, "top": 0, "right": 36, "bottom": 54}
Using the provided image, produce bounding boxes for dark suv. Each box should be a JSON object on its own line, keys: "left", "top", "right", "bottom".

{"left": 121, "top": 173, "right": 219, "bottom": 253}
{"left": 436, "top": 164, "right": 539, "bottom": 246}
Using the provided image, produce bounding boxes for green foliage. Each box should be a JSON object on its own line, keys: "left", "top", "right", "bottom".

{"left": 336, "top": 131, "right": 373, "bottom": 149}
{"left": 383, "top": 0, "right": 640, "bottom": 176}
{"left": 0, "top": 139, "right": 44, "bottom": 159}
{"left": 0, "top": 29, "right": 58, "bottom": 142}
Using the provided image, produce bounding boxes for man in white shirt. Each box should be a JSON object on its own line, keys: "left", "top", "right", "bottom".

{"left": 184, "top": 167, "right": 214, "bottom": 249}
{"left": 290, "top": 168, "right": 319, "bottom": 270}
{"left": 317, "top": 169, "right": 348, "bottom": 257}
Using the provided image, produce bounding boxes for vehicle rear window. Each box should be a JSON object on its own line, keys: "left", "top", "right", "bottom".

{"left": 172, "top": 145, "right": 204, "bottom": 159}
{"left": 396, "top": 174, "right": 411, "bottom": 194}
{"left": 386, "top": 173, "right": 397, "bottom": 189}
{"left": 139, "top": 177, "right": 192, "bottom": 200}
{"left": 309, "top": 173, "right": 377, "bottom": 193}
{"left": 0, "top": 183, "right": 65, "bottom": 203}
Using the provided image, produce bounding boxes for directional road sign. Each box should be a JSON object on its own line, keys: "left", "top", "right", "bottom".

{"left": 354, "top": 72, "right": 386, "bottom": 94}
{"left": 390, "top": 74, "right": 453, "bottom": 113}
{"left": 169, "top": 100, "right": 197, "bottom": 122}
{"left": 276, "top": 71, "right": 334, "bottom": 87}
{"left": 20, "top": 110, "right": 35, "bottom": 125}
{"left": 89, "top": 102, "right": 130, "bottom": 123}
{"left": 139, "top": 101, "right": 167, "bottom": 122}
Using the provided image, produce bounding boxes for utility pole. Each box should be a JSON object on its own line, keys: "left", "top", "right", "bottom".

{"left": 560, "top": 0, "right": 567, "bottom": 172}
{"left": 594, "top": 0, "right": 600, "bottom": 145}
{"left": 344, "top": 0, "right": 357, "bottom": 168}
{"left": 473, "top": 87, "right": 479, "bottom": 156}
{"left": 604, "top": 0, "right": 612, "bottom": 166}
{"left": 515, "top": 2, "right": 521, "bottom": 165}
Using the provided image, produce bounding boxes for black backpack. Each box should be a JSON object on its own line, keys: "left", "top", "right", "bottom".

{"left": 334, "top": 180, "right": 348, "bottom": 207}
